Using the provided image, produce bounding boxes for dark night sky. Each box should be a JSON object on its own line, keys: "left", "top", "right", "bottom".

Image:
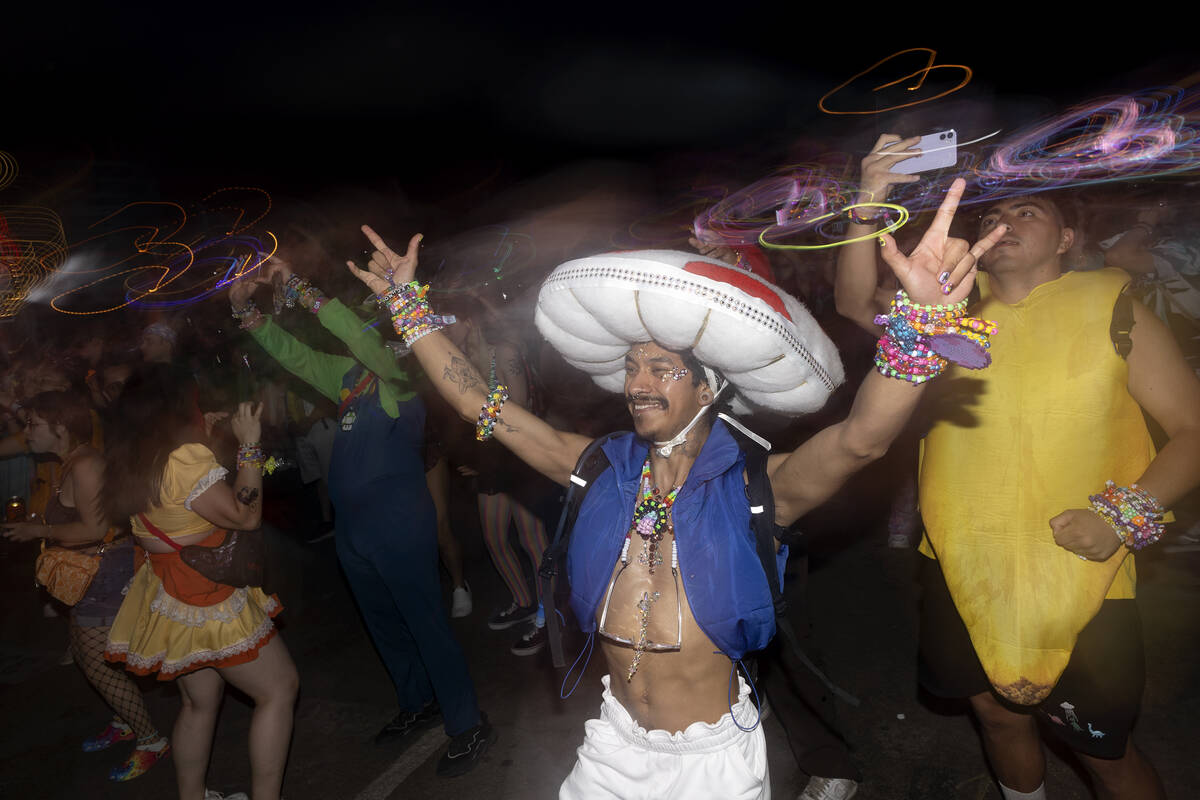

{"left": 7, "top": 6, "right": 1197, "bottom": 193}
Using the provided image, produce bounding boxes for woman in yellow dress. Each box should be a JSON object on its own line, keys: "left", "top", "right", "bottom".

{"left": 103, "top": 365, "right": 298, "bottom": 800}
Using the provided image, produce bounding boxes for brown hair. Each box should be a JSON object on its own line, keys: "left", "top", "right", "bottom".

{"left": 24, "top": 391, "right": 93, "bottom": 448}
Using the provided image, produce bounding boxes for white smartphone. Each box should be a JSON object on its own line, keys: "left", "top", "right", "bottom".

{"left": 890, "top": 129, "right": 958, "bottom": 174}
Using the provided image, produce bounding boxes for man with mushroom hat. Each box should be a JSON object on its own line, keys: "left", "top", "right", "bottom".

{"left": 346, "top": 179, "right": 1006, "bottom": 798}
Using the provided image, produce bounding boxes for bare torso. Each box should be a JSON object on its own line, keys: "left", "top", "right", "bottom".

{"left": 596, "top": 530, "right": 737, "bottom": 733}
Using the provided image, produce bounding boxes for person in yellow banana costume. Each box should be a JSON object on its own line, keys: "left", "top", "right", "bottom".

{"left": 836, "top": 137, "right": 1200, "bottom": 800}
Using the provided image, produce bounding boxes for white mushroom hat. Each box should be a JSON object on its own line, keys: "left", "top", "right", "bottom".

{"left": 534, "top": 249, "right": 844, "bottom": 415}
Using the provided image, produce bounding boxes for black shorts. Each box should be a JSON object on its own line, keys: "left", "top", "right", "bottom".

{"left": 917, "top": 556, "right": 1144, "bottom": 759}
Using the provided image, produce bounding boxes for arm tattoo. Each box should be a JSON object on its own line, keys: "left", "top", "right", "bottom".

{"left": 443, "top": 354, "right": 484, "bottom": 395}
{"left": 498, "top": 419, "right": 520, "bottom": 434}
{"left": 236, "top": 487, "right": 260, "bottom": 507}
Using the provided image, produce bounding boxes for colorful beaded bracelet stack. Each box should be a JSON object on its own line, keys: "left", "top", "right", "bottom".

{"left": 237, "top": 442, "right": 266, "bottom": 471}
{"left": 379, "top": 280, "right": 456, "bottom": 347}
{"left": 236, "top": 442, "right": 283, "bottom": 476}
{"left": 231, "top": 301, "right": 264, "bottom": 330}
{"left": 475, "top": 384, "right": 509, "bottom": 441}
{"left": 875, "top": 291, "right": 998, "bottom": 373}
{"left": 1088, "top": 480, "right": 1166, "bottom": 550}
{"left": 873, "top": 292, "right": 952, "bottom": 383}
{"left": 283, "top": 275, "right": 328, "bottom": 313}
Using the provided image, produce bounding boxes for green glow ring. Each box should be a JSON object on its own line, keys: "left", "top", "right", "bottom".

{"left": 758, "top": 202, "right": 909, "bottom": 251}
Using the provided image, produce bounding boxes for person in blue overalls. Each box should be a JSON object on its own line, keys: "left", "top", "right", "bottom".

{"left": 228, "top": 259, "right": 493, "bottom": 777}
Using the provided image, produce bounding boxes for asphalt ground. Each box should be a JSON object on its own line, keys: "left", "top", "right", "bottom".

{"left": 1, "top": 464, "right": 1197, "bottom": 800}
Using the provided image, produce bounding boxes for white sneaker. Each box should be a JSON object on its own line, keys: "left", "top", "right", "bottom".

{"left": 799, "top": 776, "right": 858, "bottom": 800}
{"left": 450, "top": 583, "right": 472, "bottom": 618}
{"left": 204, "top": 791, "right": 249, "bottom": 800}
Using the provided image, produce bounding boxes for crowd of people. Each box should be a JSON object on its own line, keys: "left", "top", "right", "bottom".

{"left": 1, "top": 132, "right": 1198, "bottom": 800}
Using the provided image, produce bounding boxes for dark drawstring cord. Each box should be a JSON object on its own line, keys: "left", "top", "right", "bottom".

{"left": 729, "top": 658, "right": 762, "bottom": 732}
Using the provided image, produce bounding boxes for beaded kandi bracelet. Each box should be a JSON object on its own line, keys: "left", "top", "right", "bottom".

{"left": 379, "top": 281, "right": 456, "bottom": 347}
{"left": 237, "top": 442, "right": 266, "bottom": 470}
{"left": 875, "top": 291, "right": 998, "bottom": 372}
{"left": 1088, "top": 480, "right": 1166, "bottom": 550}
{"left": 236, "top": 442, "right": 283, "bottom": 476}
{"left": 475, "top": 384, "right": 509, "bottom": 441}
{"left": 231, "top": 301, "right": 264, "bottom": 330}
{"left": 283, "top": 275, "right": 328, "bottom": 314}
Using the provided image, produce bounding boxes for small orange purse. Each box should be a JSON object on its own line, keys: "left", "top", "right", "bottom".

{"left": 35, "top": 530, "right": 115, "bottom": 606}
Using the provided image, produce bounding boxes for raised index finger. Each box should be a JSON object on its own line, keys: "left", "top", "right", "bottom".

{"left": 925, "top": 178, "right": 967, "bottom": 238}
{"left": 361, "top": 225, "right": 396, "bottom": 257}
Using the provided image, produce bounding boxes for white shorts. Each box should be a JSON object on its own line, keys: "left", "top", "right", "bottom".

{"left": 559, "top": 674, "right": 769, "bottom": 800}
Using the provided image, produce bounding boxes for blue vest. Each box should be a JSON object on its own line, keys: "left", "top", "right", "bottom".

{"left": 566, "top": 420, "right": 784, "bottom": 661}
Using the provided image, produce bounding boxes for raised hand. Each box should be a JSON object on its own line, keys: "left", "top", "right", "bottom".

{"left": 346, "top": 226, "right": 422, "bottom": 295}
{"left": 859, "top": 133, "right": 922, "bottom": 204}
{"left": 258, "top": 256, "right": 295, "bottom": 286}
{"left": 228, "top": 273, "right": 258, "bottom": 310}
{"left": 230, "top": 401, "right": 264, "bottom": 446}
{"left": 879, "top": 178, "right": 1008, "bottom": 306}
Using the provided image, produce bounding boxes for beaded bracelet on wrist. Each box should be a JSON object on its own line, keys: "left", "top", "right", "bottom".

{"left": 848, "top": 208, "right": 893, "bottom": 226}
{"left": 237, "top": 442, "right": 265, "bottom": 470}
{"left": 284, "top": 275, "right": 328, "bottom": 313}
{"left": 475, "top": 384, "right": 509, "bottom": 441}
{"left": 231, "top": 301, "right": 264, "bottom": 330}
{"left": 875, "top": 291, "right": 998, "bottom": 371}
{"left": 1088, "top": 480, "right": 1165, "bottom": 550}
{"left": 236, "top": 442, "right": 283, "bottom": 476}
{"left": 378, "top": 281, "right": 456, "bottom": 346}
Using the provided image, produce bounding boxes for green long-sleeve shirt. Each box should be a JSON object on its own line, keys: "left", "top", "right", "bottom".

{"left": 247, "top": 298, "right": 415, "bottom": 418}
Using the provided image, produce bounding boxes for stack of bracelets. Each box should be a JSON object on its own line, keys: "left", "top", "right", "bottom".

{"left": 873, "top": 291, "right": 998, "bottom": 383}
{"left": 475, "top": 383, "right": 509, "bottom": 441}
{"left": 236, "top": 442, "right": 282, "bottom": 476}
{"left": 849, "top": 208, "right": 896, "bottom": 226}
{"left": 231, "top": 300, "right": 264, "bottom": 330}
{"left": 375, "top": 278, "right": 504, "bottom": 438}
{"left": 378, "top": 280, "right": 457, "bottom": 348}
{"left": 1088, "top": 480, "right": 1166, "bottom": 550}
{"left": 282, "top": 274, "right": 328, "bottom": 313}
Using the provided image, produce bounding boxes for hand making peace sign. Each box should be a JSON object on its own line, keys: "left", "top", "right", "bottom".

{"left": 346, "top": 226, "right": 423, "bottom": 295}
{"left": 880, "top": 178, "right": 1009, "bottom": 306}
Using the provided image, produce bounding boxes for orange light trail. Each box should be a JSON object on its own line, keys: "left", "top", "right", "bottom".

{"left": 818, "top": 48, "right": 973, "bottom": 116}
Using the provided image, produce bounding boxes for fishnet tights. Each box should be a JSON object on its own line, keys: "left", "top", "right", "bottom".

{"left": 69, "top": 623, "right": 158, "bottom": 741}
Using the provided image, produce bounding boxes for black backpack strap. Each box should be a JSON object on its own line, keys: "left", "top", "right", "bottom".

{"left": 539, "top": 433, "right": 619, "bottom": 668}
{"left": 1110, "top": 290, "right": 1135, "bottom": 360}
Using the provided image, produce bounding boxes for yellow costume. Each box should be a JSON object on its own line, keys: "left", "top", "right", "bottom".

{"left": 106, "top": 444, "right": 280, "bottom": 679}
{"left": 919, "top": 269, "right": 1154, "bottom": 704}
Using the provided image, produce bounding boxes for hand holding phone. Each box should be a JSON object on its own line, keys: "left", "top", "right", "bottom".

{"left": 891, "top": 129, "right": 958, "bottom": 175}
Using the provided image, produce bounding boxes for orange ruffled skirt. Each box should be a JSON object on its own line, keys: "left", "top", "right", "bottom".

{"left": 105, "top": 530, "right": 282, "bottom": 680}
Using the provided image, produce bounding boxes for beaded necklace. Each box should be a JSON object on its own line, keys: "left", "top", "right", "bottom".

{"left": 620, "top": 457, "right": 682, "bottom": 574}
{"left": 616, "top": 455, "right": 682, "bottom": 680}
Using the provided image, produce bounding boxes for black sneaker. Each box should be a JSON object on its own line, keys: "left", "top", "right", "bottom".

{"left": 436, "top": 713, "right": 496, "bottom": 777}
{"left": 374, "top": 700, "right": 442, "bottom": 746}
{"left": 510, "top": 625, "right": 546, "bottom": 656}
{"left": 487, "top": 603, "right": 537, "bottom": 631}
